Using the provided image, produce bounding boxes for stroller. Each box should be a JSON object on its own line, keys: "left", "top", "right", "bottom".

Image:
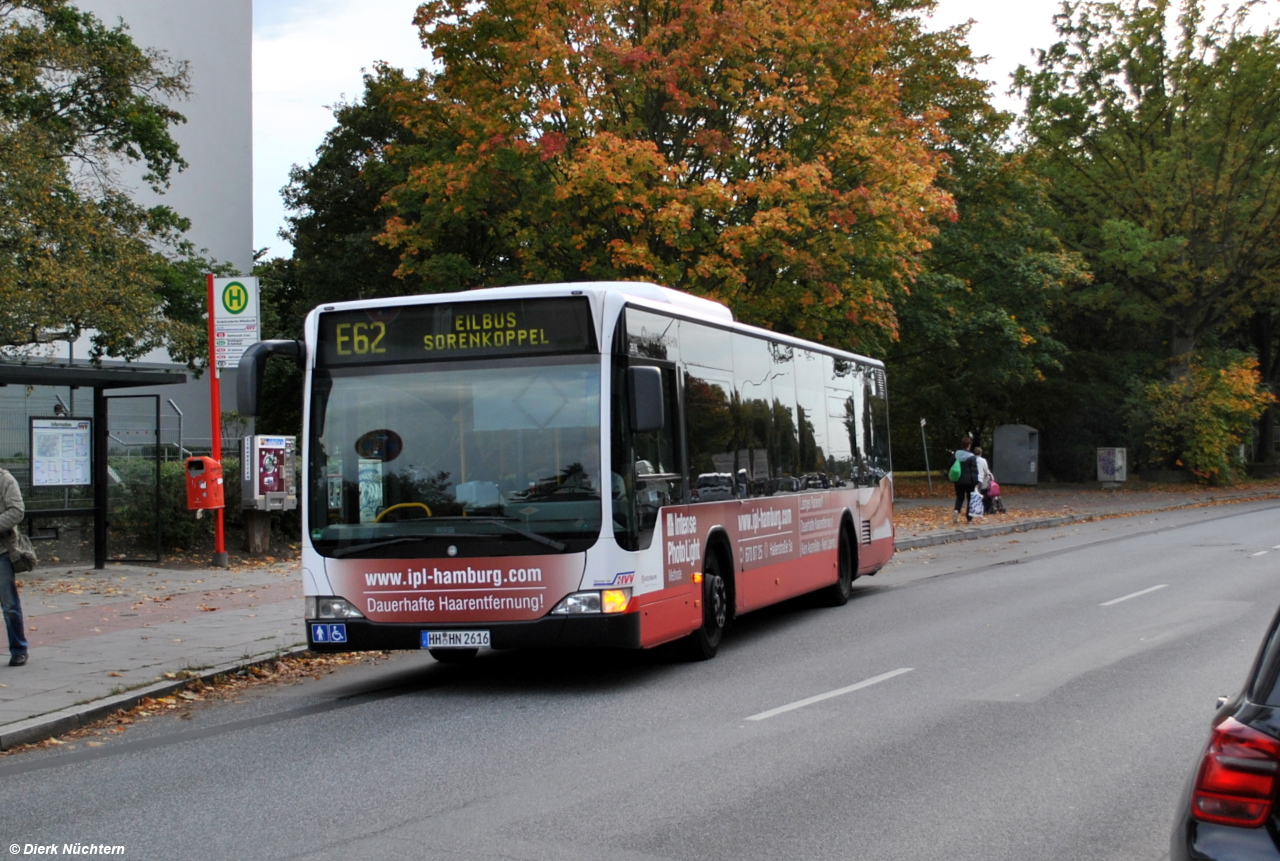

{"left": 984, "top": 479, "right": 1006, "bottom": 514}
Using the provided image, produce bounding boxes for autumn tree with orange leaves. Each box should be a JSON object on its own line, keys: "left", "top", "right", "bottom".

{"left": 378, "top": 0, "right": 954, "bottom": 345}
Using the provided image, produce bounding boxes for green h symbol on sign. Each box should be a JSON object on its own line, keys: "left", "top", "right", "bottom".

{"left": 222, "top": 281, "right": 249, "bottom": 314}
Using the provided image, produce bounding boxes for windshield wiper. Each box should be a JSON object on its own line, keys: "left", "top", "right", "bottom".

{"left": 451, "top": 517, "right": 567, "bottom": 551}
{"left": 327, "top": 519, "right": 567, "bottom": 555}
{"left": 330, "top": 536, "right": 431, "bottom": 558}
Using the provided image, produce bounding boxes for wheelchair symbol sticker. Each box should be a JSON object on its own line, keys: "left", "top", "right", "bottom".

{"left": 311, "top": 623, "right": 347, "bottom": 643}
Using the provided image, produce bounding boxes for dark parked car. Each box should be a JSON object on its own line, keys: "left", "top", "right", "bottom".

{"left": 1172, "top": 606, "right": 1280, "bottom": 859}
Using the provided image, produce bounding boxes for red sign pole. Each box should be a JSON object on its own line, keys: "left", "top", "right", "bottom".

{"left": 206, "top": 273, "right": 228, "bottom": 568}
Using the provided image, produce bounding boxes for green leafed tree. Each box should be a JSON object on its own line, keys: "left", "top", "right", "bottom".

{"left": 0, "top": 0, "right": 210, "bottom": 364}
{"left": 1016, "top": 0, "right": 1280, "bottom": 373}
{"left": 874, "top": 7, "right": 1088, "bottom": 466}
{"left": 890, "top": 134, "right": 1090, "bottom": 466}
{"left": 280, "top": 64, "right": 426, "bottom": 310}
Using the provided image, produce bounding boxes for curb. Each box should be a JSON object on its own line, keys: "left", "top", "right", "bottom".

{"left": 895, "top": 491, "right": 1280, "bottom": 551}
{"left": 0, "top": 643, "right": 308, "bottom": 751}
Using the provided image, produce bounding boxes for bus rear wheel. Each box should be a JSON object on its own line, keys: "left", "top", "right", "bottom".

{"left": 822, "top": 528, "right": 854, "bottom": 607}
{"left": 429, "top": 648, "right": 478, "bottom": 664}
{"left": 682, "top": 552, "right": 728, "bottom": 661}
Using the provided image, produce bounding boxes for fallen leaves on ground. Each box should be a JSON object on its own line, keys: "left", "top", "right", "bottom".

{"left": 0, "top": 652, "right": 389, "bottom": 758}
{"left": 894, "top": 504, "right": 1069, "bottom": 536}
{"left": 30, "top": 575, "right": 134, "bottom": 598}
{"left": 894, "top": 479, "right": 1280, "bottom": 536}
{"left": 893, "top": 474, "right": 1280, "bottom": 499}
{"left": 146, "top": 548, "right": 300, "bottom": 572}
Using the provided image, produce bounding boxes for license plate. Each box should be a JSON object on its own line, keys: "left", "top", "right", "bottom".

{"left": 422, "top": 630, "right": 490, "bottom": 649}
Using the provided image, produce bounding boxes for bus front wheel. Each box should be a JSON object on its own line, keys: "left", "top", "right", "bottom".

{"left": 682, "top": 552, "right": 728, "bottom": 661}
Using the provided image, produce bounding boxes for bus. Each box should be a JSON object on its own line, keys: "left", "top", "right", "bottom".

{"left": 238, "top": 281, "right": 894, "bottom": 661}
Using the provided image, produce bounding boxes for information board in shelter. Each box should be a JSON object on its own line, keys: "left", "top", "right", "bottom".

{"left": 31, "top": 419, "right": 92, "bottom": 487}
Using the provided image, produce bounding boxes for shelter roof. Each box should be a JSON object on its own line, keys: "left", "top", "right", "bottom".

{"left": 0, "top": 360, "right": 188, "bottom": 389}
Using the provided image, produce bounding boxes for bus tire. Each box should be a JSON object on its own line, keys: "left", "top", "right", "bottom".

{"left": 821, "top": 527, "right": 854, "bottom": 607}
{"left": 682, "top": 551, "right": 729, "bottom": 661}
{"left": 429, "top": 648, "right": 478, "bottom": 664}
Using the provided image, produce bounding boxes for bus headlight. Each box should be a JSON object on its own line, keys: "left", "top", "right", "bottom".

{"left": 551, "top": 589, "right": 632, "bottom": 615}
{"left": 306, "top": 596, "right": 365, "bottom": 619}
{"left": 551, "top": 592, "right": 602, "bottom": 614}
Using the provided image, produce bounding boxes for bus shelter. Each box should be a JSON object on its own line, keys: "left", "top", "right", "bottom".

{"left": 0, "top": 361, "right": 188, "bottom": 569}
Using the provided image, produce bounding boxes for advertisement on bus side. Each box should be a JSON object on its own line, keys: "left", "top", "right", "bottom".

{"left": 659, "top": 477, "right": 894, "bottom": 587}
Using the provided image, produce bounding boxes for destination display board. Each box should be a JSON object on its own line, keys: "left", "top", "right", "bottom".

{"left": 316, "top": 297, "right": 596, "bottom": 367}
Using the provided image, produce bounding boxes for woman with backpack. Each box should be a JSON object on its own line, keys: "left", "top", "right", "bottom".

{"left": 950, "top": 436, "right": 980, "bottom": 524}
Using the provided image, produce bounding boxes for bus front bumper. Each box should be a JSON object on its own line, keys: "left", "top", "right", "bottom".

{"left": 305, "top": 612, "right": 642, "bottom": 652}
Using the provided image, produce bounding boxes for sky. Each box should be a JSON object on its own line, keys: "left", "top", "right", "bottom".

{"left": 248, "top": 0, "right": 1263, "bottom": 256}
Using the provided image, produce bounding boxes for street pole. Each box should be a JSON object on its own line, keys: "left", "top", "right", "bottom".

{"left": 206, "top": 273, "right": 228, "bottom": 568}
{"left": 920, "top": 417, "right": 932, "bottom": 494}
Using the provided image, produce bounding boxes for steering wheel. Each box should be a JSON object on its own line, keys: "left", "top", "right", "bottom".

{"left": 375, "top": 502, "right": 433, "bottom": 523}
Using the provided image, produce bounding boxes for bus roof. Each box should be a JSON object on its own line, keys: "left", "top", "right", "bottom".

{"left": 312, "top": 281, "right": 883, "bottom": 369}
{"left": 316, "top": 281, "right": 730, "bottom": 321}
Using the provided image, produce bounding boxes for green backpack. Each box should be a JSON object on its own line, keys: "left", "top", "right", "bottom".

{"left": 947, "top": 458, "right": 962, "bottom": 482}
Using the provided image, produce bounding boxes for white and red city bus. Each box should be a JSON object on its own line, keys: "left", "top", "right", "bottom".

{"left": 238, "top": 282, "right": 894, "bottom": 661}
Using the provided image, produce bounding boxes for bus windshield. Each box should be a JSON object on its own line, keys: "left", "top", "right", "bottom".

{"left": 308, "top": 356, "right": 602, "bottom": 558}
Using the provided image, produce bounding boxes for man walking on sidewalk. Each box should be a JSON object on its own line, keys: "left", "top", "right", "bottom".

{"left": 0, "top": 466, "right": 27, "bottom": 666}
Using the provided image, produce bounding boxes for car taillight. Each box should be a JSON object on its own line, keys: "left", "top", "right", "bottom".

{"left": 1191, "top": 716, "right": 1280, "bottom": 827}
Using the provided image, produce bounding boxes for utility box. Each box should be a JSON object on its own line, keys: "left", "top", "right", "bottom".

{"left": 1097, "top": 447, "right": 1127, "bottom": 482}
{"left": 185, "top": 457, "right": 225, "bottom": 509}
{"left": 994, "top": 425, "right": 1040, "bottom": 485}
{"left": 242, "top": 435, "right": 297, "bottom": 511}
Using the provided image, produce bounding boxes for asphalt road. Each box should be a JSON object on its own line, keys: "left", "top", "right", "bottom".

{"left": 3, "top": 502, "right": 1280, "bottom": 861}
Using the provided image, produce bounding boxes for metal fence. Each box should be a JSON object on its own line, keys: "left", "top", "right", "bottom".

{"left": 0, "top": 391, "right": 246, "bottom": 565}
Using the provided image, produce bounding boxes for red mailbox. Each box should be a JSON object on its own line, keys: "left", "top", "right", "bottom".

{"left": 185, "top": 457, "right": 225, "bottom": 510}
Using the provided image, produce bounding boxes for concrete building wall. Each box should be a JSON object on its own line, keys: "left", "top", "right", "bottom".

{"left": 76, "top": 0, "right": 254, "bottom": 274}
{"left": 57, "top": 1, "right": 255, "bottom": 450}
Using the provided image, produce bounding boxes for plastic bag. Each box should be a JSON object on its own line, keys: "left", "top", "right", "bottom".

{"left": 969, "top": 489, "right": 984, "bottom": 518}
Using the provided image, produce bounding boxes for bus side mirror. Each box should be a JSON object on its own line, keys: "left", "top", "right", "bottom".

{"left": 627, "top": 366, "right": 664, "bottom": 433}
{"left": 237, "top": 340, "right": 303, "bottom": 417}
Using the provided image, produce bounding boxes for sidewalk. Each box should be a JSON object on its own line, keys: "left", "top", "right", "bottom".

{"left": 3, "top": 480, "right": 1280, "bottom": 750}
{"left": 893, "top": 479, "right": 1280, "bottom": 550}
{"left": 0, "top": 556, "right": 304, "bottom": 750}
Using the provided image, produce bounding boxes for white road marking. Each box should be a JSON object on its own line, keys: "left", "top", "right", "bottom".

{"left": 1101, "top": 584, "right": 1168, "bottom": 607}
{"left": 1253, "top": 551, "right": 1270, "bottom": 557}
{"left": 1271, "top": 544, "right": 1280, "bottom": 550}
{"left": 745, "top": 668, "right": 913, "bottom": 721}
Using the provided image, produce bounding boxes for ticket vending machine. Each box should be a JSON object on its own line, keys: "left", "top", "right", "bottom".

{"left": 242, "top": 435, "right": 297, "bottom": 511}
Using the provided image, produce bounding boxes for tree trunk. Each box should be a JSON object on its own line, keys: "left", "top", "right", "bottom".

{"left": 1258, "top": 404, "right": 1276, "bottom": 463}
{"left": 1169, "top": 324, "right": 1196, "bottom": 378}
{"left": 1250, "top": 312, "right": 1280, "bottom": 463}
